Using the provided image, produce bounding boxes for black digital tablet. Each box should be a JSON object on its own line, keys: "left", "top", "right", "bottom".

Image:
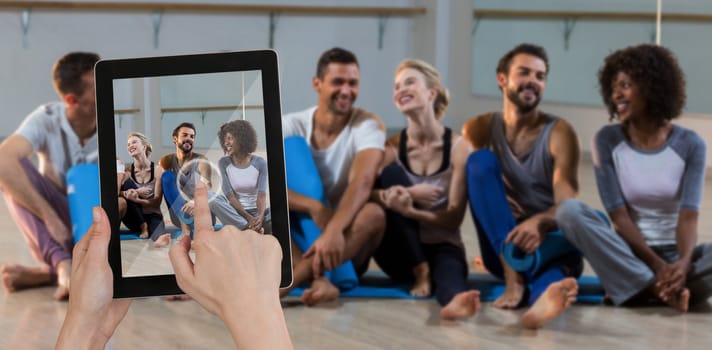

{"left": 95, "top": 50, "right": 292, "bottom": 298}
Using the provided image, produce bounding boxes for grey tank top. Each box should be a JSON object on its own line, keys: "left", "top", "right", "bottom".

{"left": 487, "top": 112, "right": 557, "bottom": 220}
{"left": 128, "top": 162, "right": 161, "bottom": 215}
{"left": 395, "top": 128, "right": 463, "bottom": 248}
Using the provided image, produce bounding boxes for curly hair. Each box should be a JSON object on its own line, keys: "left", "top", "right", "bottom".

{"left": 218, "top": 120, "right": 258, "bottom": 159}
{"left": 396, "top": 59, "right": 450, "bottom": 120}
{"left": 598, "top": 44, "right": 686, "bottom": 124}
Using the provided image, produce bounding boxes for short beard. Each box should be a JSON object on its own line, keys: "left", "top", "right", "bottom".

{"left": 506, "top": 86, "right": 540, "bottom": 114}
{"left": 179, "top": 143, "right": 193, "bottom": 155}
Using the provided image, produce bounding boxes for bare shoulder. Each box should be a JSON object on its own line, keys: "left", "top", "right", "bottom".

{"left": 386, "top": 132, "right": 401, "bottom": 149}
{"left": 462, "top": 113, "right": 494, "bottom": 150}
{"left": 549, "top": 118, "right": 579, "bottom": 150}
{"left": 158, "top": 154, "right": 172, "bottom": 170}
{"left": 351, "top": 108, "right": 385, "bottom": 131}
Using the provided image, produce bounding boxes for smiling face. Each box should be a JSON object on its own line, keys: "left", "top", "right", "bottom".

{"left": 127, "top": 136, "right": 146, "bottom": 157}
{"left": 222, "top": 132, "right": 237, "bottom": 156}
{"left": 173, "top": 127, "right": 195, "bottom": 154}
{"left": 313, "top": 63, "right": 359, "bottom": 117}
{"left": 498, "top": 53, "right": 547, "bottom": 113}
{"left": 610, "top": 71, "right": 645, "bottom": 123}
{"left": 393, "top": 67, "right": 435, "bottom": 116}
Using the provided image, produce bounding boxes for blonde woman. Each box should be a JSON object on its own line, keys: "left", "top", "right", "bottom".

{"left": 371, "top": 59, "right": 480, "bottom": 319}
{"left": 120, "top": 132, "right": 170, "bottom": 247}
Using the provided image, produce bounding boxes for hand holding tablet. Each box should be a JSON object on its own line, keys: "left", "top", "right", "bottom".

{"left": 57, "top": 186, "right": 293, "bottom": 349}
{"left": 95, "top": 50, "right": 292, "bottom": 297}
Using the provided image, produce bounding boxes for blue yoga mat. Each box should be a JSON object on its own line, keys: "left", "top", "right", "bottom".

{"left": 284, "top": 136, "right": 358, "bottom": 291}
{"left": 501, "top": 230, "right": 578, "bottom": 276}
{"left": 66, "top": 163, "right": 100, "bottom": 243}
{"left": 501, "top": 211, "right": 610, "bottom": 276}
{"left": 287, "top": 271, "right": 604, "bottom": 304}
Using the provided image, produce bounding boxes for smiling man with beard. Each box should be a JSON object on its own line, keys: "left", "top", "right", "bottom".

{"left": 281, "top": 47, "right": 387, "bottom": 306}
{"left": 449, "top": 43, "right": 584, "bottom": 329}
{"left": 159, "top": 122, "right": 208, "bottom": 238}
{"left": 159, "top": 122, "right": 252, "bottom": 243}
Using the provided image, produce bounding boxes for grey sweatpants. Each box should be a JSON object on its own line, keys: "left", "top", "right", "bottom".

{"left": 556, "top": 199, "right": 712, "bottom": 306}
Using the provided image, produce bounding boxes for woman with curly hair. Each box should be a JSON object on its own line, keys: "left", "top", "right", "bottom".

{"left": 556, "top": 44, "right": 712, "bottom": 311}
{"left": 217, "top": 119, "right": 271, "bottom": 233}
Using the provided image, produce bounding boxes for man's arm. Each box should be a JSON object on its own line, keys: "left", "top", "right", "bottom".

{"left": 287, "top": 189, "right": 332, "bottom": 230}
{"left": 197, "top": 155, "right": 212, "bottom": 189}
{"left": 324, "top": 148, "right": 383, "bottom": 237}
{"left": 0, "top": 135, "right": 70, "bottom": 244}
{"left": 306, "top": 148, "right": 383, "bottom": 273}
{"left": 506, "top": 119, "right": 580, "bottom": 253}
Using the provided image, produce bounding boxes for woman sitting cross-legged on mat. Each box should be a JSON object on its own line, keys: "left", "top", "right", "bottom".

{"left": 370, "top": 59, "right": 480, "bottom": 320}
{"left": 556, "top": 44, "right": 712, "bottom": 311}
{"left": 119, "top": 132, "right": 170, "bottom": 248}
{"left": 217, "top": 120, "right": 272, "bottom": 234}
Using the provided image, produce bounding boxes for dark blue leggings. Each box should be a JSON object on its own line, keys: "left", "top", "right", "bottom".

{"left": 121, "top": 180, "right": 165, "bottom": 241}
{"left": 467, "top": 149, "right": 582, "bottom": 305}
{"left": 373, "top": 163, "right": 468, "bottom": 306}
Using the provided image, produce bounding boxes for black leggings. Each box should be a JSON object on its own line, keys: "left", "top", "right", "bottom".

{"left": 121, "top": 181, "right": 166, "bottom": 241}
{"left": 373, "top": 163, "right": 468, "bottom": 306}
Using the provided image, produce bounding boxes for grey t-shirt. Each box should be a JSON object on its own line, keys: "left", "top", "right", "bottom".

{"left": 15, "top": 102, "right": 98, "bottom": 191}
{"left": 593, "top": 124, "right": 706, "bottom": 245}
{"left": 219, "top": 155, "right": 268, "bottom": 210}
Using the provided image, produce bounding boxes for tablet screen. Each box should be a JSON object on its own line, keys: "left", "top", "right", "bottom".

{"left": 96, "top": 51, "right": 292, "bottom": 297}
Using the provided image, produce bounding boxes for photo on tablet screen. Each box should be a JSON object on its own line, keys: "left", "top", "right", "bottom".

{"left": 96, "top": 51, "right": 291, "bottom": 297}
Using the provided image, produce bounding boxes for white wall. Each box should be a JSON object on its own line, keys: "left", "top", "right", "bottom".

{"left": 4, "top": 0, "right": 712, "bottom": 169}
{"left": 0, "top": 0, "right": 414, "bottom": 144}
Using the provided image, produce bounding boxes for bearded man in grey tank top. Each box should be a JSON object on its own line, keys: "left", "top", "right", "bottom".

{"left": 449, "top": 44, "right": 584, "bottom": 329}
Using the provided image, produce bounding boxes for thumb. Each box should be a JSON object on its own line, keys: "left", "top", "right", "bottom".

{"left": 169, "top": 235, "right": 196, "bottom": 295}
{"left": 72, "top": 207, "right": 111, "bottom": 268}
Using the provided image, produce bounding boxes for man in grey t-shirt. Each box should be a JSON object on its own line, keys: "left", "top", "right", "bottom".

{"left": 0, "top": 52, "right": 100, "bottom": 300}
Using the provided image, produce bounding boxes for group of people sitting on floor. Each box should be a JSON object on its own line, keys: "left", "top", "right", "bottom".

{"left": 1, "top": 42, "right": 711, "bottom": 333}
{"left": 116, "top": 118, "right": 272, "bottom": 248}
{"left": 278, "top": 44, "right": 712, "bottom": 329}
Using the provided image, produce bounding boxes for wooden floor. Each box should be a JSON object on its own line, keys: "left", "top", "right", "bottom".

{"left": 2, "top": 159, "right": 712, "bottom": 349}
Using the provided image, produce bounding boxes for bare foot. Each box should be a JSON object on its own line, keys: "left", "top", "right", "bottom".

{"left": 494, "top": 280, "right": 526, "bottom": 309}
{"left": 153, "top": 233, "right": 171, "bottom": 248}
{"left": 410, "top": 262, "right": 431, "bottom": 297}
{"left": 473, "top": 256, "right": 489, "bottom": 273}
{"left": 521, "top": 277, "right": 578, "bottom": 329}
{"left": 494, "top": 261, "right": 526, "bottom": 309}
{"left": 53, "top": 285, "right": 69, "bottom": 300}
{"left": 139, "top": 223, "right": 149, "bottom": 239}
{"left": 54, "top": 259, "right": 71, "bottom": 301}
{"left": 440, "top": 290, "right": 481, "bottom": 320}
{"left": 1, "top": 264, "right": 52, "bottom": 292}
{"left": 302, "top": 277, "right": 339, "bottom": 306}
{"left": 661, "top": 288, "right": 690, "bottom": 312}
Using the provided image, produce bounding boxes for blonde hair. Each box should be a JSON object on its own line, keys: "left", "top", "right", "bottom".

{"left": 127, "top": 132, "right": 152, "bottom": 158}
{"left": 395, "top": 59, "right": 450, "bottom": 120}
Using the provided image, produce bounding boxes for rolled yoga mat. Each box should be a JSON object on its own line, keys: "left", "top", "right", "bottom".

{"left": 501, "top": 211, "right": 609, "bottom": 276}
{"left": 501, "top": 230, "right": 578, "bottom": 276}
{"left": 284, "top": 136, "right": 358, "bottom": 291}
{"left": 66, "top": 163, "right": 100, "bottom": 243}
